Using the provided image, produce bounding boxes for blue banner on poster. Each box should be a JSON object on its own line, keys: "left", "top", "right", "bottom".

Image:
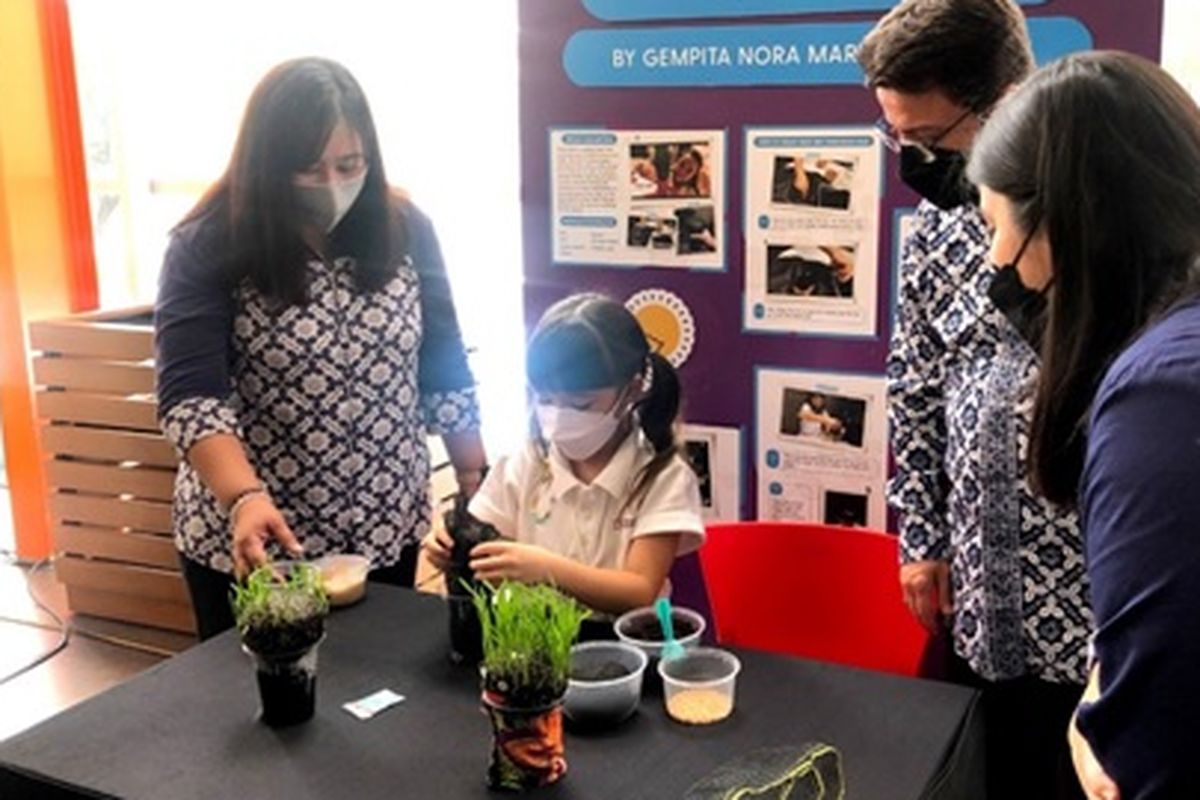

{"left": 563, "top": 18, "right": 1091, "bottom": 87}
{"left": 582, "top": 0, "right": 1047, "bottom": 22}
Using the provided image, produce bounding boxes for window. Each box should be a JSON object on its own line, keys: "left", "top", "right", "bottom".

{"left": 69, "top": 1, "right": 526, "bottom": 453}
{"left": 1163, "top": 0, "right": 1200, "bottom": 101}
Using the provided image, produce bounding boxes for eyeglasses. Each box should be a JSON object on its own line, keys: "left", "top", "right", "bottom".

{"left": 875, "top": 109, "right": 975, "bottom": 162}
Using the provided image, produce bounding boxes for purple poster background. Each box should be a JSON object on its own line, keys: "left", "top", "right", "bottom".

{"left": 517, "top": 1, "right": 1164, "bottom": 526}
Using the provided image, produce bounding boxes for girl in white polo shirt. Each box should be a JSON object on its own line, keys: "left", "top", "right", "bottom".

{"left": 423, "top": 293, "right": 705, "bottom": 614}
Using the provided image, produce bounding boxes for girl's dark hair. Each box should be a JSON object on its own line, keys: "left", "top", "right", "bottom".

{"left": 526, "top": 293, "right": 682, "bottom": 510}
{"left": 179, "top": 57, "right": 404, "bottom": 305}
{"left": 968, "top": 51, "right": 1200, "bottom": 506}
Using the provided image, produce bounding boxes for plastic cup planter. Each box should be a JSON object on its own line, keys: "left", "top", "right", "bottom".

{"left": 233, "top": 563, "right": 330, "bottom": 728}
{"left": 563, "top": 641, "right": 649, "bottom": 730}
{"left": 659, "top": 647, "right": 742, "bottom": 726}
{"left": 470, "top": 582, "right": 590, "bottom": 791}
{"left": 614, "top": 604, "right": 706, "bottom": 661}
{"left": 242, "top": 636, "right": 325, "bottom": 727}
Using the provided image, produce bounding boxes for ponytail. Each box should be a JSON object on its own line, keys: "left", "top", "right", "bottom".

{"left": 624, "top": 352, "right": 682, "bottom": 514}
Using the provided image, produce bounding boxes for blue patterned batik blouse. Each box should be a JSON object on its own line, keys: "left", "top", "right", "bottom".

{"left": 155, "top": 202, "right": 480, "bottom": 574}
{"left": 887, "top": 200, "right": 1090, "bottom": 685}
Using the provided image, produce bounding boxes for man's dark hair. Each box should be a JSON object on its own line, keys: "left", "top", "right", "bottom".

{"left": 858, "top": 0, "right": 1034, "bottom": 112}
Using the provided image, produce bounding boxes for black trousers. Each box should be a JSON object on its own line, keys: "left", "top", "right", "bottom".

{"left": 180, "top": 546, "right": 419, "bottom": 641}
{"left": 939, "top": 640, "right": 1086, "bottom": 800}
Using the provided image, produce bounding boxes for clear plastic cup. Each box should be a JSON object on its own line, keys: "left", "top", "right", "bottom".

{"left": 564, "top": 641, "right": 648, "bottom": 729}
{"left": 614, "top": 605, "right": 706, "bottom": 662}
{"left": 314, "top": 554, "right": 370, "bottom": 607}
{"left": 658, "top": 647, "right": 741, "bottom": 725}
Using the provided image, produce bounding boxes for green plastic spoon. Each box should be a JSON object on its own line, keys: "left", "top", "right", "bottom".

{"left": 656, "top": 597, "right": 685, "bottom": 662}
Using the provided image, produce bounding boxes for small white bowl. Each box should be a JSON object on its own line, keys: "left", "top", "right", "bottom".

{"left": 614, "top": 605, "right": 705, "bottom": 661}
{"left": 314, "top": 554, "right": 370, "bottom": 607}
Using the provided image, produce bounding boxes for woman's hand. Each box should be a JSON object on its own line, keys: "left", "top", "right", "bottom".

{"left": 421, "top": 527, "right": 455, "bottom": 572}
{"left": 230, "top": 494, "right": 303, "bottom": 578}
{"left": 469, "top": 541, "right": 555, "bottom": 585}
{"left": 1069, "top": 667, "right": 1121, "bottom": 800}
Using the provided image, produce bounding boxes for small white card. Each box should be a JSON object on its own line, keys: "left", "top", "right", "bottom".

{"left": 343, "top": 689, "right": 405, "bottom": 720}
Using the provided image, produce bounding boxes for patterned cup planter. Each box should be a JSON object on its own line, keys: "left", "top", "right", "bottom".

{"left": 467, "top": 581, "right": 589, "bottom": 791}
{"left": 481, "top": 689, "right": 567, "bottom": 791}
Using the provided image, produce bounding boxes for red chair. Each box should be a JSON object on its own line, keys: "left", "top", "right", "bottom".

{"left": 698, "top": 522, "right": 929, "bottom": 677}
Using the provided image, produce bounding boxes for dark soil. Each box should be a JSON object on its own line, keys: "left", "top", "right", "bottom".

{"left": 570, "top": 660, "right": 633, "bottom": 682}
{"left": 256, "top": 667, "right": 316, "bottom": 727}
{"left": 483, "top": 658, "right": 566, "bottom": 710}
{"left": 618, "top": 613, "right": 699, "bottom": 642}
{"left": 241, "top": 614, "right": 324, "bottom": 656}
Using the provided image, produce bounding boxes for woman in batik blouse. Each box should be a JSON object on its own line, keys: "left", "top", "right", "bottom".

{"left": 155, "top": 58, "right": 487, "bottom": 639}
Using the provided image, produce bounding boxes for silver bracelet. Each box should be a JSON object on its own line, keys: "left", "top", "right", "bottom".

{"left": 227, "top": 487, "right": 269, "bottom": 526}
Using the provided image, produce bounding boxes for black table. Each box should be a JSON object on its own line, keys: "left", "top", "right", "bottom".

{"left": 0, "top": 587, "right": 982, "bottom": 799}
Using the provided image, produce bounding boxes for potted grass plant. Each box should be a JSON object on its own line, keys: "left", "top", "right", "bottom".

{"left": 232, "top": 563, "right": 329, "bottom": 727}
{"left": 468, "top": 581, "right": 590, "bottom": 791}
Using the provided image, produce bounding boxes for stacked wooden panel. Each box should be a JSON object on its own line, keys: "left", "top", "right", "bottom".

{"left": 29, "top": 308, "right": 195, "bottom": 634}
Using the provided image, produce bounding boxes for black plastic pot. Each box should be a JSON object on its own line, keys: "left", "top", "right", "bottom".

{"left": 243, "top": 635, "right": 323, "bottom": 727}
{"left": 443, "top": 494, "right": 500, "bottom": 665}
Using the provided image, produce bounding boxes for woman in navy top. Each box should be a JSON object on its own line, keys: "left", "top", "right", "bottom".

{"left": 155, "top": 58, "right": 487, "bottom": 638}
{"left": 968, "top": 52, "right": 1200, "bottom": 799}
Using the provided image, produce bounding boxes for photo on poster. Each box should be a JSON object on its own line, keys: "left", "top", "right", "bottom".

{"left": 743, "top": 126, "right": 881, "bottom": 337}
{"left": 630, "top": 142, "right": 712, "bottom": 199}
{"left": 627, "top": 212, "right": 678, "bottom": 250}
{"left": 770, "top": 155, "right": 855, "bottom": 211}
{"left": 766, "top": 243, "right": 856, "bottom": 299}
{"left": 627, "top": 206, "right": 717, "bottom": 255}
{"left": 681, "top": 424, "right": 742, "bottom": 521}
{"left": 551, "top": 128, "right": 725, "bottom": 270}
{"left": 755, "top": 368, "right": 888, "bottom": 515}
{"left": 683, "top": 439, "right": 713, "bottom": 509}
{"left": 823, "top": 489, "right": 869, "bottom": 528}
{"left": 778, "top": 387, "right": 866, "bottom": 449}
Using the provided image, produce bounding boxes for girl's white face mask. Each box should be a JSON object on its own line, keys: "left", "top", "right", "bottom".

{"left": 535, "top": 402, "right": 624, "bottom": 461}
{"left": 294, "top": 171, "right": 367, "bottom": 232}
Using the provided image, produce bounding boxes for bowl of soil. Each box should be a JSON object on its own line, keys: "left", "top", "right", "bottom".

{"left": 563, "top": 641, "right": 648, "bottom": 729}
{"left": 614, "top": 604, "right": 705, "bottom": 661}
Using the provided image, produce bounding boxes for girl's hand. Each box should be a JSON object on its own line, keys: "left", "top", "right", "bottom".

{"left": 231, "top": 495, "right": 303, "bottom": 578}
{"left": 469, "top": 541, "right": 555, "bottom": 585}
{"left": 421, "top": 527, "right": 455, "bottom": 572}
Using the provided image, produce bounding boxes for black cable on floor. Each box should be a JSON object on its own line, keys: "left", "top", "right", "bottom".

{"left": 0, "top": 558, "right": 71, "bottom": 686}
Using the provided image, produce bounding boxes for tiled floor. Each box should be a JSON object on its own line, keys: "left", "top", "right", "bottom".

{"left": 0, "top": 560, "right": 195, "bottom": 742}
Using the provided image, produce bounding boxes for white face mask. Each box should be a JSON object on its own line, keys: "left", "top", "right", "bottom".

{"left": 294, "top": 171, "right": 367, "bottom": 232}
{"left": 535, "top": 402, "right": 625, "bottom": 461}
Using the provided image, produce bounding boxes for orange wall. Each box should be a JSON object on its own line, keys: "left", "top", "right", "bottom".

{"left": 0, "top": 0, "right": 95, "bottom": 559}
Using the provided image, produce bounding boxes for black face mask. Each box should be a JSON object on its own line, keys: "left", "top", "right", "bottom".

{"left": 987, "top": 231, "right": 1048, "bottom": 352}
{"left": 899, "top": 145, "right": 979, "bottom": 210}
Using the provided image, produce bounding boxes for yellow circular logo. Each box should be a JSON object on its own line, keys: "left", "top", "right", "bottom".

{"left": 625, "top": 289, "right": 695, "bottom": 368}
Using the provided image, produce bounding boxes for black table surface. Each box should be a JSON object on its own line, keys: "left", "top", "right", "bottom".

{"left": 0, "top": 587, "right": 982, "bottom": 799}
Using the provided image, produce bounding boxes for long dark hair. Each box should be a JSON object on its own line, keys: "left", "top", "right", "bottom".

{"left": 179, "top": 57, "right": 404, "bottom": 305}
{"left": 526, "top": 293, "right": 682, "bottom": 511}
{"left": 968, "top": 51, "right": 1200, "bottom": 505}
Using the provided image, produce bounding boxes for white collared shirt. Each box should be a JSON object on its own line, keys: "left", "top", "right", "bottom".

{"left": 468, "top": 431, "right": 705, "bottom": 572}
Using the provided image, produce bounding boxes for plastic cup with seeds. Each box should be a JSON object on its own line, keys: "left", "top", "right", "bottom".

{"left": 658, "top": 647, "right": 741, "bottom": 725}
